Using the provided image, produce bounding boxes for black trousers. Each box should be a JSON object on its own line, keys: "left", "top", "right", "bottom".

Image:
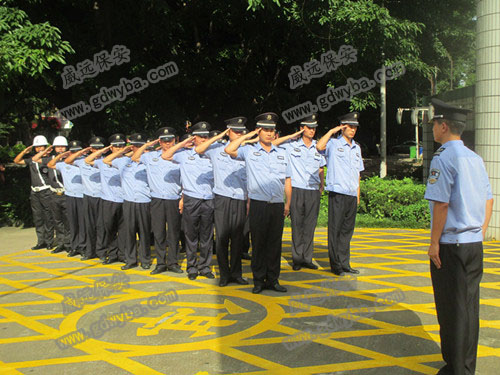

{"left": 214, "top": 194, "right": 246, "bottom": 280}
{"left": 431, "top": 242, "right": 483, "bottom": 375}
{"left": 82, "top": 195, "right": 105, "bottom": 258}
{"left": 122, "top": 201, "right": 151, "bottom": 266}
{"left": 290, "top": 187, "right": 321, "bottom": 265}
{"left": 327, "top": 192, "right": 357, "bottom": 272}
{"left": 30, "top": 189, "right": 54, "bottom": 246}
{"left": 50, "top": 192, "right": 71, "bottom": 249}
{"left": 65, "top": 196, "right": 86, "bottom": 253}
{"left": 242, "top": 215, "right": 251, "bottom": 254}
{"left": 101, "top": 200, "right": 125, "bottom": 261}
{"left": 249, "top": 200, "right": 284, "bottom": 287}
{"left": 150, "top": 197, "right": 182, "bottom": 267}
{"left": 183, "top": 195, "right": 214, "bottom": 275}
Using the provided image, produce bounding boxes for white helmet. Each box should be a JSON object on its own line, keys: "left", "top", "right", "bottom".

{"left": 53, "top": 136, "right": 68, "bottom": 147}
{"left": 32, "top": 135, "right": 48, "bottom": 147}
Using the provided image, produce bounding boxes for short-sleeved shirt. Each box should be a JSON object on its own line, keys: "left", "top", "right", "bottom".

{"left": 112, "top": 157, "right": 150, "bottom": 203}
{"left": 282, "top": 138, "right": 326, "bottom": 190}
{"left": 235, "top": 143, "right": 291, "bottom": 203}
{"left": 323, "top": 136, "right": 364, "bottom": 196}
{"left": 140, "top": 150, "right": 181, "bottom": 200}
{"left": 204, "top": 143, "right": 247, "bottom": 200}
{"left": 94, "top": 159, "right": 123, "bottom": 203}
{"left": 74, "top": 158, "right": 101, "bottom": 198}
{"left": 56, "top": 161, "right": 84, "bottom": 198}
{"left": 424, "top": 140, "right": 492, "bottom": 244}
{"left": 172, "top": 148, "right": 214, "bottom": 200}
{"left": 24, "top": 157, "right": 51, "bottom": 189}
{"left": 42, "top": 156, "right": 65, "bottom": 190}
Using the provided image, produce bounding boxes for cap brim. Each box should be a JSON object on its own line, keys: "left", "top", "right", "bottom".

{"left": 192, "top": 131, "right": 210, "bottom": 136}
{"left": 300, "top": 121, "right": 318, "bottom": 127}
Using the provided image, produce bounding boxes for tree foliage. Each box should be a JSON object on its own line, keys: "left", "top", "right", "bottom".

{"left": 0, "top": 0, "right": 476, "bottom": 149}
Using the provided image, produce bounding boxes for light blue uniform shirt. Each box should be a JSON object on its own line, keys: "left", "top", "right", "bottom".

{"left": 323, "top": 136, "right": 364, "bottom": 196}
{"left": 112, "top": 157, "right": 151, "bottom": 203}
{"left": 236, "top": 143, "right": 291, "bottom": 203}
{"left": 205, "top": 143, "right": 247, "bottom": 200}
{"left": 56, "top": 161, "right": 83, "bottom": 198}
{"left": 74, "top": 158, "right": 102, "bottom": 198}
{"left": 140, "top": 150, "right": 181, "bottom": 200}
{"left": 282, "top": 139, "right": 326, "bottom": 190}
{"left": 172, "top": 148, "right": 214, "bottom": 200}
{"left": 94, "top": 159, "right": 123, "bottom": 203}
{"left": 424, "top": 140, "right": 492, "bottom": 244}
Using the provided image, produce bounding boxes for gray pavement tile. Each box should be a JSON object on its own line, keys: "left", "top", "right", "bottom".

{"left": 0, "top": 322, "right": 41, "bottom": 339}
{"left": 19, "top": 361, "right": 134, "bottom": 375}
{"left": 336, "top": 333, "right": 441, "bottom": 358}
{"left": 237, "top": 341, "right": 370, "bottom": 368}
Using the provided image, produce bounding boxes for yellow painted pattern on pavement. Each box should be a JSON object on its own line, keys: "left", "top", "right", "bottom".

{"left": 0, "top": 228, "right": 498, "bottom": 374}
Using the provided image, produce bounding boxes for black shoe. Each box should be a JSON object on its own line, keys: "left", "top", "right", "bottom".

{"left": 302, "top": 262, "right": 318, "bottom": 270}
{"left": 167, "top": 265, "right": 183, "bottom": 274}
{"left": 121, "top": 263, "right": 138, "bottom": 270}
{"left": 188, "top": 273, "right": 197, "bottom": 280}
{"left": 141, "top": 263, "right": 151, "bottom": 270}
{"left": 81, "top": 255, "right": 97, "bottom": 261}
{"left": 343, "top": 267, "right": 359, "bottom": 274}
{"left": 51, "top": 246, "right": 65, "bottom": 254}
{"left": 67, "top": 250, "right": 79, "bottom": 257}
{"left": 99, "top": 257, "right": 107, "bottom": 263}
{"left": 31, "top": 243, "right": 47, "bottom": 250}
{"left": 219, "top": 278, "right": 229, "bottom": 287}
{"left": 241, "top": 253, "right": 251, "bottom": 260}
{"left": 268, "top": 282, "right": 287, "bottom": 293}
{"left": 232, "top": 277, "right": 249, "bottom": 285}
{"left": 150, "top": 266, "right": 167, "bottom": 275}
{"left": 200, "top": 271, "right": 215, "bottom": 279}
{"left": 46, "top": 243, "right": 54, "bottom": 250}
{"left": 103, "top": 257, "right": 118, "bottom": 264}
{"left": 292, "top": 263, "right": 301, "bottom": 271}
{"left": 332, "top": 269, "right": 345, "bottom": 276}
{"left": 252, "top": 285, "right": 263, "bottom": 294}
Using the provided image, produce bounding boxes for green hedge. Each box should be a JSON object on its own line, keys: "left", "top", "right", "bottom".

{"left": 286, "top": 176, "right": 430, "bottom": 229}
{"left": 358, "top": 176, "right": 430, "bottom": 226}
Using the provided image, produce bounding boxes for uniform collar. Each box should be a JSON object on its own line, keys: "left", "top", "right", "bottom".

{"left": 337, "top": 135, "right": 356, "bottom": 149}
{"left": 441, "top": 140, "right": 463, "bottom": 148}
{"left": 255, "top": 142, "right": 278, "bottom": 153}
{"left": 297, "top": 138, "right": 316, "bottom": 149}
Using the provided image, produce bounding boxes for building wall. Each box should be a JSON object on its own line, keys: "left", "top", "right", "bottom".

{"left": 476, "top": 0, "right": 500, "bottom": 240}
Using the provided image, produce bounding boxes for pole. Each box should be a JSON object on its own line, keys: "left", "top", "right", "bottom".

{"left": 380, "top": 63, "right": 387, "bottom": 178}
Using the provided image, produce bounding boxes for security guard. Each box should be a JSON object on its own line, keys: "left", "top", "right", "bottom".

{"left": 33, "top": 136, "right": 71, "bottom": 253}
{"left": 425, "top": 99, "right": 493, "bottom": 375}
{"left": 65, "top": 136, "right": 106, "bottom": 260}
{"left": 162, "top": 122, "right": 215, "bottom": 280}
{"left": 195, "top": 117, "right": 249, "bottom": 287}
{"left": 225, "top": 112, "right": 292, "bottom": 294}
{"left": 317, "top": 112, "right": 363, "bottom": 276}
{"left": 13, "top": 135, "right": 55, "bottom": 250}
{"left": 47, "top": 141, "right": 86, "bottom": 256}
{"left": 85, "top": 134, "right": 127, "bottom": 264}
{"left": 132, "top": 127, "right": 183, "bottom": 275}
{"left": 275, "top": 114, "right": 325, "bottom": 270}
{"left": 104, "top": 134, "right": 152, "bottom": 270}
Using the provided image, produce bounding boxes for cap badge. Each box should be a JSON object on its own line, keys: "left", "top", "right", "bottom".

{"left": 267, "top": 115, "right": 271, "bottom": 120}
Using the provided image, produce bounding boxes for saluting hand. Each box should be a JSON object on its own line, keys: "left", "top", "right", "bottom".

{"left": 331, "top": 124, "right": 347, "bottom": 134}
{"left": 23, "top": 145, "right": 33, "bottom": 153}
{"left": 292, "top": 129, "right": 305, "bottom": 139}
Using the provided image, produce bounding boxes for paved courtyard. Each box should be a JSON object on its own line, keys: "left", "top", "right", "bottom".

{"left": 0, "top": 227, "right": 499, "bottom": 375}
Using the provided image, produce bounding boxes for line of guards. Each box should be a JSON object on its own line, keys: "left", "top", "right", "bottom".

{"left": 14, "top": 111, "right": 364, "bottom": 294}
